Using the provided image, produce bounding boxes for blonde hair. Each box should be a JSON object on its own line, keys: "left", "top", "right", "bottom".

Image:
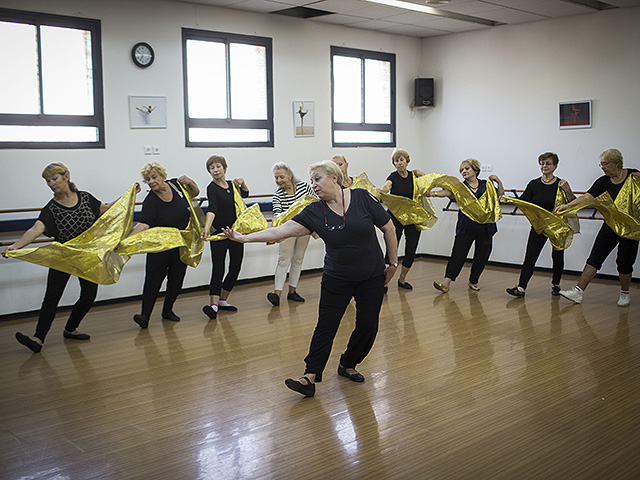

{"left": 332, "top": 155, "right": 347, "bottom": 163}
{"left": 460, "top": 158, "right": 481, "bottom": 175}
{"left": 41, "top": 163, "right": 77, "bottom": 192}
{"left": 272, "top": 162, "right": 298, "bottom": 184}
{"left": 141, "top": 162, "right": 167, "bottom": 181}
{"left": 601, "top": 148, "right": 623, "bottom": 168}
{"left": 308, "top": 160, "right": 344, "bottom": 186}
{"left": 392, "top": 148, "right": 410, "bottom": 165}
{"left": 206, "top": 154, "right": 228, "bottom": 172}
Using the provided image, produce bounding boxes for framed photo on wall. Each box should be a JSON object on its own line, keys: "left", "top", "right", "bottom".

{"left": 129, "top": 95, "right": 167, "bottom": 129}
{"left": 293, "top": 101, "right": 315, "bottom": 137}
{"left": 559, "top": 100, "right": 591, "bottom": 129}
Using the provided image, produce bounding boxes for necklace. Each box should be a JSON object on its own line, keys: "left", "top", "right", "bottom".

{"left": 541, "top": 176, "right": 556, "bottom": 185}
{"left": 323, "top": 188, "right": 346, "bottom": 231}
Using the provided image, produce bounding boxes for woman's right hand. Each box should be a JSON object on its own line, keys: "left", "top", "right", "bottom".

{"left": 554, "top": 204, "right": 568, "bottom": 213}
{"left": 1, "top": 245, "right": 17, "bottom": 258}
{"left": 221, "top": 227, "right": 245, "bottom": 243}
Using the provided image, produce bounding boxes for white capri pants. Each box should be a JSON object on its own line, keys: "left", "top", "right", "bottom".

{"left": 274, "top": 235, "right": 311, "bottom": 291}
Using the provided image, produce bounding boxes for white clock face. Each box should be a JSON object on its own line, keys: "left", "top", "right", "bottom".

{"left": 135, "top": 46, "right": 152, "bottom": 65}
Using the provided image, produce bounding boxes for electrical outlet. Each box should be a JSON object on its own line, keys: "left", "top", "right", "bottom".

{"left": 152, "top": 145, "right": 160, "bottom": 155}
{"left": 487, "top": 164, "right": 493, "bottom": 172}
{"left": 144, "top": 145, "right": 152, "bottom": 155}
{"left": 481, "top": 165, "right": 487, "bottom": 172}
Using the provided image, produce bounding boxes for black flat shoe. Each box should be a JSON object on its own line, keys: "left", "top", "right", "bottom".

{"left": 202, "top": 305, "right": 217, "bottom": 319}
{"left": 398, "top": 281, "right": 413, "bottom": 290}
{"left": 218, "top": 303, "right": 238, "bottom": 311}
{"left": 133, "top": 314, "right": 149, "bottom": 329}
{"left": 338, "top": 364, "right": 365, "bottom": 383}
{"left": 63, "top": 330, "right": 91, "bottom": 340}
{"left": 162, "top": 311, "right": 181, "bottom": 322}
{"left": 506, "top": 286, "right": 525, "bottom": 298}
{"left": 267, "top": 292, "right": 280, "bottom": 306}
{"left": 285, "top": 377, "right": 315, "bottom": 397}
{"left": 287, "top": 292, "right": 305, "bottom": 302}
{"left": 16, "top": 332, "right": 42, "bottom": 353}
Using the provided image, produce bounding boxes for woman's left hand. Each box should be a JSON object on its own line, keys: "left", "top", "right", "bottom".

{"left": 233, "top": 178, "right": 246, "bottom": 189}
{"left": 384, "top": 264, "right": 397, "bottom": 286}
{"left": 134, "top": 182, "right": 142, "bottom": 194}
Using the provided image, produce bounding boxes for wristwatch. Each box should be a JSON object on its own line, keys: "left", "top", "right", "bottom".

{"left": 389, "top": 263, "right": 398, "bottom": 267}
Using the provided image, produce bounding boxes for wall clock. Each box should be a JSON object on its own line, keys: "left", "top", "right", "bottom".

{"left": 131, "top": 42, "right": 155, "bottom": 68}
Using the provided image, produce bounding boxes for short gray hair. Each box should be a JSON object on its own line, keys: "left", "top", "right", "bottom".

{"left": 308, "top": 160, "right": 344, "bottom": 186}
{"left": 272, "top": 162, "right": 298, "bottom": 184}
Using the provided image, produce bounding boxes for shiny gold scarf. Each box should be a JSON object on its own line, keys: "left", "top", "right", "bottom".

{"left": 559, "top": 175, "right": 640, "bottom": 241}
{"left": 416, "top": 173, "right": 502, "bottom": 224}
{"left": 6, "top": 184, "right": 138, "bottom": 284}
{"left": 379, "top": 173, "right": 438, "bottom": 230}
{"left": 502, "top": 183, "right": 579, "bottom": 250}
{"left": 350, "top": 172, "right": 381, "bottom": 200}
{"left": 206, "top": 184, "right": 268, "bottom": 241}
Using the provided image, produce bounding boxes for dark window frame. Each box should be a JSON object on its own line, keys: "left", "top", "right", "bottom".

{"left": 331, "top": 46, "right": 396, "bottom": 148}
{"left": 182, "top": 28, "right": 274, "bottom": 148}
{"left": 0, "top": 8, "right": 105, "bottom": 150}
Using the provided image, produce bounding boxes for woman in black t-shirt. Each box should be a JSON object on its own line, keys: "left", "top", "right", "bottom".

{"left": 128, "top": 162, "right": 199, "bottom": 328}
{"left": 380, "top": 149, "right": 425, "bottom": 290}
{"left": 506, "top": 152, "right": 575, "bottom": 298}
{"left": 201, "top": 155, "right": 249, "bottom": 320}
{"left": 556, "top": 149, "right": 640, "bottom": 307}
{"left": 221, "top": 160, "right": 398, "bottom": 397}
{"left": 3, "top": 163, "right": 119, "bottom": 353}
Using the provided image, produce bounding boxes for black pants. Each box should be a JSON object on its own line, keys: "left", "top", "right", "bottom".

{"left": 385, "top": 214, "right": 421, "bottom": 268}
{"left": 35, "top": 268, "right": 98, "bottom": 342}
{"left": 304, "top": 273, "right": 385, "bottom": 382}
{"left": 586, "top": 223, "right": 639, "bottom": 274}
{"left": 445, "top": 230, "right": 493, "bottom": 284}
{"left": 209, "top": 239, "right": 244, "bottom": 296}
{"left": 518, "top": 227, "right": 564, "bottom": 288}
{"left": 141, "top": 248, "right": 187, "bottom": 317}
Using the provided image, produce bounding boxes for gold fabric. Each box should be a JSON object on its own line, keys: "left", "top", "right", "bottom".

{"left": 502, "top": 185, "right": 579, "bottom": 250}
{"left": 558, "top": 175, "right": 640, "bottom": 241}
{"left": 207, "top": 185, "right": 268, "bottom": 241}
{"left": 351, "top": 172, "right": 381, "bottom": 199}
{"left": 380, "top": 173, "right": 438, "bottom": 230}
{"left": 6, "top": 184, "right": 138, "bottom": 284}
{"left": 272, "top": 195, "right": 318, "bottom": 228}
{"left": 417, "top": 173, "right": 502, "bottom": 224}
{"left": 117, "top": 182, "right": 204, "bottom": 267}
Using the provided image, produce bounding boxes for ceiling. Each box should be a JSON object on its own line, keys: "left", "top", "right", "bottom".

{"left": 178, "top": 0, "right": 640, "bottom": 37}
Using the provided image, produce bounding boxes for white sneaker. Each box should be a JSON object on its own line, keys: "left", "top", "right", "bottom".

{"left": 560, "top": 287, "right": 583, "bottom": 304}
{"left": 617, "top": 292, "right": 630, "bottom": 307}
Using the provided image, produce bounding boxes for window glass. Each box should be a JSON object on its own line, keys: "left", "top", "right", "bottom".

{"left": 0, "top": 21, "right": 39, "bottom": 114}
{"left": 186, "top": 39, "right": 227, "bottom": 119}
{"left": 333, "top": 55, "right": 361, "bottom": 123}
{"left": 230, "top": 43, "right": 267, "bottom": 120}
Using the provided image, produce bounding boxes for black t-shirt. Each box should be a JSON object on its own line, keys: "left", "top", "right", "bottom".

{"left": 206, "top": 181, "right": 250, "bottom": 232}
{"left": 38, "top": 191, "right": 102, "bottom": 243}
{"left": 587, "top": 168, "right": 639, "bottom": 200}
{"left": 456, "top": 179, "right": 497, "bottom": 237}
{"left": 520, "top": 177, "right": 561, "bottom": 212}
{"left": 387, "top": 170, "right": 415, "bottom": 199}
{"left": 140, "top": 179, "right": 191, "bottom": 230}
{"left": 293, "top": 188, "right": 391, "bottom": 281}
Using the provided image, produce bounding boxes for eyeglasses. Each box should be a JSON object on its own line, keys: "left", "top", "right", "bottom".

{"left": 323, "top": 188, "right": 346, "bottom": 231}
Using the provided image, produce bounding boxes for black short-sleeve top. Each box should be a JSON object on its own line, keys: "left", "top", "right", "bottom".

{"left": 140, "top": 179, "right": 191, "bottom": 230}
{"left": 520, "top": 177, "right": 561, "bottom": 212}
{"left": 38, "top": 191, "right": 102, "bottom": 243}
{"left": 387, "top": 170, "right": 415, "bottom": 199}
{"left": 206, "top": 180, "right": 250, "bottom": 232}
{"left": 587, "top": 168, "right": 639, "bottom": 200}
{"left": 456, "top": 179, "right": 498, "bottom": 237}
{"left": 292, "top": 188, "right": 391, "bottom": 281}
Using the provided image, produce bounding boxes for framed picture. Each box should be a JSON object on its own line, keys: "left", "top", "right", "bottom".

{"left": 293, "top": 101, "right": 315, "bottom": 137}
{"left": 129, "top": 95, "right": 167, "bottom": 128}
{"left": 559, "top": 100, "right": 591, "bottom": 130}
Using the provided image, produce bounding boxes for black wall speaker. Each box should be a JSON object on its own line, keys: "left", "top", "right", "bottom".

{"left": 414, "top": 78, "right": 434, "bottom": 107}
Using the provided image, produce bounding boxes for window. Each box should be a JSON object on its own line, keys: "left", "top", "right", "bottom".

{"left": 182, "top": 28, "right": 274, "bottom": 148}
{"left": 331, "top": 46, "right": 395, "bottom": 148}
{"left": 0, "top": 8, "right": 104, "bottom": 149}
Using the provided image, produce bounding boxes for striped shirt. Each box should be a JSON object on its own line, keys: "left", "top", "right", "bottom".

{"left": 272, "top": 181, "right": 314, "bottom": 216}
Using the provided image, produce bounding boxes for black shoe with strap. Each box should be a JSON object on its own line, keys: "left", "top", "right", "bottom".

{"left": 285, "top": 376, "right": 315, "bottom": 397}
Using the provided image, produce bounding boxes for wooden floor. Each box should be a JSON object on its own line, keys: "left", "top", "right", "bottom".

{"left": 1, "top": 258, "right": 639, "bottom": 480}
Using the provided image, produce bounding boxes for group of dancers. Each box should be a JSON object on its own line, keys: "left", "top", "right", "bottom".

{"left": 3, "top": 148, "right": 638, "bottom": 397}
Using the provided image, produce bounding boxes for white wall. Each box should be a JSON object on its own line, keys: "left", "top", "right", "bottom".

{"left": 416, "top": 7, "right": 640, "bottom": 278}
{"left": 0, "top": 0, "right": 423, "bottom": 315}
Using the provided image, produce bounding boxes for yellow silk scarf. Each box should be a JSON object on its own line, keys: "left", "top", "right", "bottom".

{"left": 502, "top": 183, "right": 579, "bottom": 250}
{"left": 206, "top": 184, "right": 268, "bottom": 241}
{"left": 350, "top": 172, "right": 381, "bottom": 200}
{"left": 558, "top": 175, "right": 640, "bottom": 241}
{"left": 379, "top": 173, "right": 438, "bottom": 230}
{"left": 416, "top": 173, "right": 502, "bottom": 224}
{"left": 6, "top": 184, "right": 138, "bottom": 284}
{"left": 117, "top": 181, "right": 204, "bottom": 267}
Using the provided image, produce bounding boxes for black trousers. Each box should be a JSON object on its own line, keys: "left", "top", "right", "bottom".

{"left": 586, "top": 223, "right": 639, "bottom": 274}
{"left": 141, "top": 248, "right": 187, "bottom": 317}
{"left": 35, "top": 268, "right": 98, "bottom": 342}
{"left": 445, "top": 230, "right": 493, "bottom": 284}
{"left": 304, "top": 273, "right": 385, "bottom": 382}
{"left": 518, "top": 227, "right": 564, "bottom": 288}
{"left": 209, "top": 239, "right": 244, "bottom": 296}
{"left": 385, "top": 214, "right": 421, "bottom": 268}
